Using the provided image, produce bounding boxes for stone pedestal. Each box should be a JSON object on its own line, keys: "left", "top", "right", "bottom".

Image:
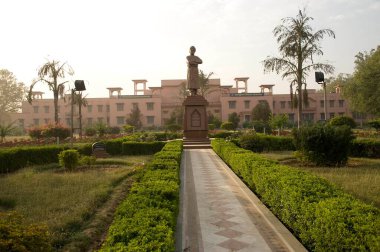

{"left": 183, "top": 95, "right": 209, "bottom": 139}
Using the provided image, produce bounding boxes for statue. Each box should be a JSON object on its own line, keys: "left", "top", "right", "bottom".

{"left": 187, "top": 46, "right": 202, "bottom": 96}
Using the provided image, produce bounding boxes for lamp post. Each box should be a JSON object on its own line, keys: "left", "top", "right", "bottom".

{"left": 315, "top": 72, "right": 327, "bottom": 121}
{"left": 71, "top": 80, "right": 86, "bottom": 147}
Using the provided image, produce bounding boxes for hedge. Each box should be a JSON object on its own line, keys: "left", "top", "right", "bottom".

{"left": 100, "top": 140, "right": 182, "bottom": 251}
{"left": 122, "top": 141, "right": 165, "bottom": 155}
{"left": 211, "top": 139, "right": 380, "bottom": 251}
{"left": 351, "top": 139, "right": 380, "bottom": 158}
{"left": 237, "top": 132, "right": 295, "bottom": 152}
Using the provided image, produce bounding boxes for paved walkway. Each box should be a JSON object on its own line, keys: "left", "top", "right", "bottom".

{"left": 176, "top": 149, "right": 307, "bottom": 252}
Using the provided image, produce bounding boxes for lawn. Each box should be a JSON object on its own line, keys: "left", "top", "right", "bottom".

{"left": 0, "top": 155, "right": 152, "bottom": 250}
{"left": 261, "top": 151, "right": 380, "bottom": 209}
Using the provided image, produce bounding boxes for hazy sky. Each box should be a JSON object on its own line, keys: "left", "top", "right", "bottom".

{"left": 1, "top": 0, "right": 379, "bottom": 97}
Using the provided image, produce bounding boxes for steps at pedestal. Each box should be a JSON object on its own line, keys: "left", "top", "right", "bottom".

{"left": 183, "top": 138, "right": 211, "bottom": 149}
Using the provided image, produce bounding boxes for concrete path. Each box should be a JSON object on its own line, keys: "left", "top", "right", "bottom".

{"left": 176, "top": 149, "right": 307, "bottom": 252}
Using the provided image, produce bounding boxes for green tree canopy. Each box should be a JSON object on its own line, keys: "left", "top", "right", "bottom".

{"left": 251, "top": 101, "right": 272, "bottom": 122}
{"left": 263, "top": 9, "right": 335, "bottom": 128}
{"left": 0, "top": 69, "right": 26, "bottom": 122}
{"left": 228, "top": 112, "right": 240, "bottom": 130}
{"left": 342, "top": 46, "right": 380, "bottom": 116}
{"left": 126, "top": 105, "right": 142, "bottom": 129}
{"left": 28, "top": 60, "right": 74, "bottom": 124}
{"left": 323, "top": 73, "right": 352, "bottom": 93}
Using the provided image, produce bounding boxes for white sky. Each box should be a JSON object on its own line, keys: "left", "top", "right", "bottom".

{"left": 1, "top": 0, "right": 379, "bottom": 97}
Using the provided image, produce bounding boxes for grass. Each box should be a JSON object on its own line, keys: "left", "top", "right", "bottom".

{"left": 261, "top": 151, "right": 380, "bottom": 209}
{"left": 0, "top": 155, "right": 152, "bottom": 250}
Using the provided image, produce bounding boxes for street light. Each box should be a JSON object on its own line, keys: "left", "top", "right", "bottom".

{"left": 315, "top": 72, "right": 327, "bottom": 121}
{"left": 71, "top": 80, "right": 86, "bottom": 147}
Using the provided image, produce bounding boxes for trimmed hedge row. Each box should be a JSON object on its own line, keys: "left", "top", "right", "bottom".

{"left": 237, "top": 133, "right": 295, "bottom": 152}
{"left": 100, "top": 141, "right": 182, "bottom": 251}
{"left": 211, "top": 139, "right": 380, "bottom": 251}
{"left": 351, "top": 139, "right": 380, "bottom": 158}
{"left": 0, "top": 140, "right": 167, "bottom": 174}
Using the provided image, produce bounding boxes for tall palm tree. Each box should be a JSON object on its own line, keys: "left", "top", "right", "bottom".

{"left": 71, "top": 92, "right": 88, "bottom": 138}
{"left": 263, "top": 9, "right": 335, "bottom": 128}
{"left": 198, "top": 70, "right": 214, "bottom": 97}
{"left": 28, "top": 60, "right": 74, "bottom": 125}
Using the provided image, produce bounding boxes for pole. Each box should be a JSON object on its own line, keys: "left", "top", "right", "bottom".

{"left": 323, "top": 81, "right": 327, "bottom": 121}
{"left": 71, "top": 89, "right": 75, "bottom": 148}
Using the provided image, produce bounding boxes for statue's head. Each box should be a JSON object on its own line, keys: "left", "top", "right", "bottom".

{"left": 190, "top": 46, "right": 196, "bottom": 55}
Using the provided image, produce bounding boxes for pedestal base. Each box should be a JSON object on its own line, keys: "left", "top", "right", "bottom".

{"left": 183, "top": 95, "right": 209, "bottom": 139}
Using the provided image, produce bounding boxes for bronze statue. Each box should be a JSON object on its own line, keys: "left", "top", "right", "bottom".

{"left": 187, "top": 46, "right": 202, "bottom": 96}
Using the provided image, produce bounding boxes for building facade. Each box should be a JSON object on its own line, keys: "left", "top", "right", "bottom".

{"left": 11, "top": 78, "right": 363, "bottom": 131}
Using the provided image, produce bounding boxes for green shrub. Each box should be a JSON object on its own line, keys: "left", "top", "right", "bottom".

{"left": 42, "top": 124, "right": 70, "bottom": 140}
{"left": 209, "top": 130, "right": 235, "bottom": 139}
{"left": 123, "top": 124, "right": 135, "bottom": 133}
{"left": 367, "top": 119, "right": 380, "bottom": 131}
{"left": 252, "top": 120, "right": 271, "bottom": 134}
{"left": 329, "top": 115, "right": 356, "bottom": 129}
{"left": 221, "top": 122, "right": 234, "bottom": 130}
{"left": 105, "top": 126, "right": 121, "bottom": 135}
{"left": 101, "top": 141, "right": 183, "bottom": 251}
{"left": 84, "top": 127, "right": 97, "bottom": 137}
{"left": 0, "top": 212, "right": 52, "bottom": 252}
{"left": 166, "top": 124, "right": 182, "bottom": 132}
{"left": 105, "top": 139, "right": 123, "bottom": 155}
{"left": 293, "top": 124, "right": 355, "bottom": 166}
{"left": 238, "top": 131, "right": 295, "bottom": 152}
{"left": 58, "top": 149, "right": 80, "bottom": 170}
{"left": 122, "top": 141, "right": 165, "bottom": 155}
{"left": 351, "top": 138, "right": 380, "bottom": 158}
{"left": 28, "top": 127, "right": 43, "bottom": 139}
{"left": 79, "top": 155, "right": 96, "bottom": 167}
{"left": 211, "top": 139, "right": 380, "bottom": 251}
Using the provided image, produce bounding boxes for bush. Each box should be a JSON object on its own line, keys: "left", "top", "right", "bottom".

{"left": 351, "top": 138, "right": 380, "bottom": 158}
{"left": 106, "top": 126, "right": 121, "bottom": 135}
{"left": 329, "top": 116, "right": 356, "bottom": 129}
{"left": 252, "top": 120, "right": 271, "bottom": 134}
{"left": 42, "top": 124, "right": 70, "bottom": 140}
{"left": 367, "top": 119, "right": 380, "bottom": 131}
{"left": 211, "top": 139, "right": 380, "bottom": 251}
{"left": 293, "top": 124, "right": 355, "bottom": 166}
{"left": 122, "top": 141, "right": 165, "bottom": 155}
{"left": 84, "top": 127, "right": 97, "bottom": 137}
{"left": 28, "top": 127, "right": 43, "bottom": 139}
{"left": 58, "top": 149, "right": 80, "bottom": 170}
{"left": 101, "top": 141, "right": 183, "bottom": 251}
{"left": 79, "top": 155, "right": 96, "bottom": 167}
{"left": 166, "top": 124, "right": 182, "bottom": 132}
{"left": 123, "top": 124, "right": 135, "bottom": 133}
{"left": 238, "top": 131, "right": 295, "bottom": 152}
{"left": 0, "top": 212, "right": 52, "bottom": 251}
{"left": 221, "top": 122, "right": 234, "bottom": 130}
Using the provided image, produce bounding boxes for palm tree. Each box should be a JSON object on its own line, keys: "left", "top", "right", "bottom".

{"left": 263, "top": 9, "right": 335, "bottom": 128}
{"left": 198, "top": 70, "right": 214, "bottom": 97}
{"left": 0, "top": 121, "right": 16, "bottom": 143}
{"left": 28, "top": 60, "right": 74, "bottom": 125}
{"left": 70, "top": 92, "right": 88, "bottom": 138}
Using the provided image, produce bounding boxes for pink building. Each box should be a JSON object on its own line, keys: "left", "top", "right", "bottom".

{"left": 11, "top": 78, "right": 363, "bottom": 131}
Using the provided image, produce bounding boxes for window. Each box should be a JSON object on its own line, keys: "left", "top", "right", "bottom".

{"left": 106, "top": 105, "right": 110, "bottom": 112}
{"left": 147, "top": 116, "right": 154, "bottom": 124}
{"left": 132, "top": 103, "right": 138, "bottom": 109}
{"left": 329, "top": 113, "right": 335, "bottom": 119}
{"left": 66, "top": 118, "right": 71, "bottom": 126}
{"left": 244, "top": 100, "right": 250, "bottom": 109}
{"left": 33, "top": 106, "right": 39, "bottom": 113}
{"left": 320, "top": 100, "right": 324, "bottom": 108}
{"left": 33, "top": 119, "right": 39, "bottom": 125}
{"left": 44, "top": 106, "right": 49, "bottom": 113}
{"left": 87, "top": 118, "right": 93, "bottom": 125}
{"left": 116, "top": 103, "right": 124, "bottom": 111}
{"left": 288, "top": 113, "right": 295, "bottom": 122}
{"left": 97, "top": 105, "right": 103, "bottom": 112}
{"left": 288, "top": 101, "right": 292, "bottom": 108}
{"left": 320, "top": 113, "right": 325, "bottom": 120}
{"left": 87, "top": 105, "right": 93, "bottom": 113}
{"left": 280, "top": 101, "right": 286, "bottom": 108}
{"left": 329, "top": 100, "right": 335, "bottom": 108}
{"left": 117, "top": 116, "right": 125, "bottom": 125}
{"left": 228, "top": 101, "right": 236, "bottom": 109}
{"left": 97, "top": 117, "right": 104, "bottom": 123}
{"left": 339, "top": 100, "right": 344, "bottom": 107}
{"left": 302, "top": 113, "right": 314, "bottom": 122}
{"left": 146, "top": 102, "right": 154, "bottom": 111}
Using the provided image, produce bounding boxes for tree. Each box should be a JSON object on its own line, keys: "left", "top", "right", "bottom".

{"left": 228, "top": 112, "right": 240, "bottom": 130}
{"left": 126, "top": 105, "right": 142, "bottom": 129}
{"left": 269, "top": 114, "right": 289, "bottom": 135}
{"left": 28, "top": 60, "right": 74, "bottom": 125}
{"left": 323, "top": 73, "right": 352, "bottom": 93}
{"left": 72, "top": 92, "right": 87, "bottom": 138}
{"left": 342, "top": 46, "right": 380, "bottom": 116}
{"left": 198, "top": 70, "right": 214, "bottom": 97}
{"left": 251, "top": 101, "right": 272, "bottom": 122}
{"left": 263, "top": 9, "right": 335, "bottom": 128}
{"left": 0, "top": 69, "right": 26, "bottom": 122}
{"left": 0, "top": 122, "right": 17, "bottom": 143}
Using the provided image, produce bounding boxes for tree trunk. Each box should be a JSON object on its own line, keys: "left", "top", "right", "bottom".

{"left": 79, "top": 94, "right": 83, "bottom": 138}
{"left": 53, "top": 91, "right": 59, "bottom": 125}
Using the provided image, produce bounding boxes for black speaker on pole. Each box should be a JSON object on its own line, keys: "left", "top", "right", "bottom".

{"left": 74, "top": 80, "right": 86, "bottom": 91}
{"left": 315, "top": 72, "right": 324, "bottom": 83}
